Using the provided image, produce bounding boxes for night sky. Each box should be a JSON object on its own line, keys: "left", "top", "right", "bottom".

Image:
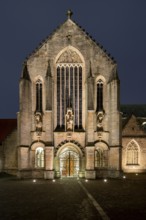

{"left": 0, "top": 0, "right": 146, "bottom": 118}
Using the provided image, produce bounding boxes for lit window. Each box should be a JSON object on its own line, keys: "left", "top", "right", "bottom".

{"left": 36, "top": 79, "right": 42, "bottom": 112}
{"left": 56, "top": 65, "right": 82, "bottom": 129}
{"left": 35, "top": 147, "right": 44, "bottom": 168}
{"left": 95, "top": 149, "right": 108, "bottom": 168}
{"left": 126, "top": 141, "right": 139, "bottom": 165}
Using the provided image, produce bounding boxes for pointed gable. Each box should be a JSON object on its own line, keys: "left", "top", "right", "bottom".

{"left": 122, "top": 114, "right": 145, "bottom": 136}
{"left": 28, "top": 19, "right": 114, "bottom": 62}
{"left": 24, "top": 10, "right": 117, "bottom": 89}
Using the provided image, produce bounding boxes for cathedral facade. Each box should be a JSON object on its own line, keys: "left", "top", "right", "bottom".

{"left": 0, "top": 11, "right": 146, "bottom": 179}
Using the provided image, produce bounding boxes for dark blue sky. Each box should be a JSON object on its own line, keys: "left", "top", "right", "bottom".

{"left": 0, "top": 0, "right": 146, "bottom": 118}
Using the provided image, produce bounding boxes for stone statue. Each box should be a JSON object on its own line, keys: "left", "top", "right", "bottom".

{"left": 35, "top": 112, "right": 42, "bottom": 135}
{"left": 97, "top": 111, "right": 104, "bottom": 130}
{"left": 65, "top": 108, "right": 74, "bottom": 131}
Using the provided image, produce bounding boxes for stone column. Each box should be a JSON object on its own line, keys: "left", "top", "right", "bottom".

{"left": 85, "top": 146, "right": 96, "bottom": 179}
{"left": 44, "top": 146, "right": 54, "bottom": 179}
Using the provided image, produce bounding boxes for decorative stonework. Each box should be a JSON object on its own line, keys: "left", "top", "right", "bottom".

{"left": 57, "top": 49, "right": 82, "bottom": 63}
{"left": 96, "top": 111, "right": 104, "bottom": 131}
{"left": 35, "top": 112, "right": 42, "bottom": 136}
{"left": 65, "top": 108, "right": 74, "bottom": 132}
{"left": 55, "top": 140, "right": 84, "bottom": 156}
{"left": 97, "top": 132, "right": 102, "bottom": 140}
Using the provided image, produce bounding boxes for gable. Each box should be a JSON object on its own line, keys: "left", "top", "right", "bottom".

{"left": 26, "top": 16, "right": 116, "bottom": 82}
{"left": 122, "top": 115, "right": 145, "bottom": 136}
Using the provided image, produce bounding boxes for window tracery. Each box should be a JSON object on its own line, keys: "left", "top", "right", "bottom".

{"left": 56, "top": 50, "right": 83, "bottom": 130}
{"left": 126, "top": 141, "right": 139, "bottom": 165}
{"left": 95, "top": 149, "right": 108, "bottom": 168}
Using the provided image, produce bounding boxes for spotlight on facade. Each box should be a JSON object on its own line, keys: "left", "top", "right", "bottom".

{"left": 123, "top": 175, "right": 126, "bottom": 179}
{"left": 33, "top": 179, "right": 36, "bottom": 183}
{"left": 104, "top": 179, "right": 107, "bottom": 182}
{"left": 52, "top": 179, "right": 56, "bottom": 182}
{"left": 85, "top": 179, "right": 88, "bottom": 182}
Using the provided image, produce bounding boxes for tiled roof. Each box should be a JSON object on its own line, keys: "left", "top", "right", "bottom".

{"left": 0, "top": 119, "right": 17, "bottom": 144}
{"left": 121, "top": 105, "right": 146, "bottom": 118}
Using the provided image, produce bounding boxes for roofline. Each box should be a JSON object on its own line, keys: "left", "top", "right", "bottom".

{"left": 23, "top": 16, "right": 116, "bottom": 64}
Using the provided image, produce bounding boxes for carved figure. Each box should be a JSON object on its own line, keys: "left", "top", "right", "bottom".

{"left": 35, "top": 112, "right": 42, "bottom": 135}
{"left": 65, "top": 108, "right": 74, "bottom": 131}
{"left": 97, "top": 111, "right": 104, "bottom": 130}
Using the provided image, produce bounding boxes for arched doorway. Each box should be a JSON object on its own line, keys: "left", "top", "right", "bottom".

{"left": 60, "top": 150, "right": 79, "bottom": 177}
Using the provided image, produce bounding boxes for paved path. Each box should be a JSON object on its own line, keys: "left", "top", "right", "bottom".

{"left": 0, "top": 177, "right": 105, "bottom": 220}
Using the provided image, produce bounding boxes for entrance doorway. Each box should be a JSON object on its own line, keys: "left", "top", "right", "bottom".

{"left": 60, "top": 150, "right": 79, "bottom": 177}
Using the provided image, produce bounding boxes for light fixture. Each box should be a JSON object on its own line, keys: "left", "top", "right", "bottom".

{"left": 123, "top": 175, "right": 126, "bottom": 179}
{"left": 33, "top": 179, "right": 36, "bottom": 183}
{"left": 85, "top": 179, "right": 88, "bottom": 182}
{"left": 104, "top": 179, "right": 107, "bottom": 182}
{"left": 52, "top": 179, "right": 56, "bottom": 182}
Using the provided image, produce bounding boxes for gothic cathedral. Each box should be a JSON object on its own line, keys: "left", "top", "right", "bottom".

{"left": 1, "top": 11, "right": 146, "bottom": 179}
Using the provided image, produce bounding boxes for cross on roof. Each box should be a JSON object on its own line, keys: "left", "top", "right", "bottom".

{"left": 67, "top": 10, "right": 73, "bottom": 19}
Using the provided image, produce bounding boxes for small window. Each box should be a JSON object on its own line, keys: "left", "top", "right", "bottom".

{"left": 96, "top": 80, "right": 103, "bottom": 112}
{"left": 36, "top": 79, "right": 42, "bottom": 112}
{"left": 126, "top": 141, "right": 139, "bottom": 165}
{"left": 35, "top": 147, "right": 44, "bottom": 168}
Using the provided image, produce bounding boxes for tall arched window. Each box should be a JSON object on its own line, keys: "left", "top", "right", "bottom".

{"left": 35, "top": 147, "right": 44, "bottom": 168}
{"left": 126, "top": 141, "right": 139, "bottom": 165}
{"left": 96, "top": 80, "right": 103, "bottom": 112}
{"left": 56, "top": 49, "right": 83, "bottom": 129}
{"left": 95, "top": 149, "right": 108, "bottom": 168}
{"left": 36, "top": 79, "right": 42, "bottom": 112}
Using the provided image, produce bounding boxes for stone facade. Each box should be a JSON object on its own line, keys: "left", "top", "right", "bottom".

{"left": 0, "top": 12, "right": 146, "bottom": 179}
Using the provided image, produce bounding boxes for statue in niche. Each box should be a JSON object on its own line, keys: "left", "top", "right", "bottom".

{"left": 35, "top": 112, "right": 42, "bottom": 135}
{"left": 96, "top": 111, "right": 104, "bottom": 131}
{"left": 65, "top": 108, "right": 74, "bottom": 131}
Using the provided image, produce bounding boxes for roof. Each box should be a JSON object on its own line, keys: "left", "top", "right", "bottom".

{"left": 24, "top": 11, "right": 116, "bottom": 64}
{"left": 0, "top": 119, "right": 17, "bottom": 144}
{"left": 121, "top": 105, "right": 146, "bottom": 118}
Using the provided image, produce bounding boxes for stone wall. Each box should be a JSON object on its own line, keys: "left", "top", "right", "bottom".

{"left": 3, "top": 129, "right": 17, "bottom": 175}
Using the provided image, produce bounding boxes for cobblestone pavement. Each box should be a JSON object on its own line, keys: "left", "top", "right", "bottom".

{"left": 0, "top": 177, "right": 102, "bottom": 220}
{"left": 81, "top": 174, "right": 146, "bottom": 220}
{"left": 1, "top": 174, "right": 146, "bottom": 220}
